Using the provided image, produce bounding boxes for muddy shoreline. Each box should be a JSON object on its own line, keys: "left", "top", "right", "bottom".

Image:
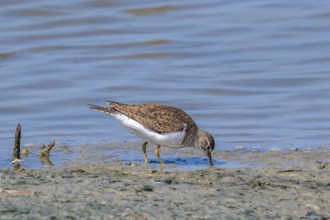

{"left": 1, "top": 147, "right": 330, "bottom": 219}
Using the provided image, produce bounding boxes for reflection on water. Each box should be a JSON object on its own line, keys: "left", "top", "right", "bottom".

{"left": 1, "top": 0, "right": 330, "bottom": 169}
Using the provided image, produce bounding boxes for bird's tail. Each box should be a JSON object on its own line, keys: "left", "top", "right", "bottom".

{"left": 88, "top": 104, "right": 115, "bottom": 114}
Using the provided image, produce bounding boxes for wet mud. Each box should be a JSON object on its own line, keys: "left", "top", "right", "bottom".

{"left": 1, "top": 146, "right": 330, "bottom": 219}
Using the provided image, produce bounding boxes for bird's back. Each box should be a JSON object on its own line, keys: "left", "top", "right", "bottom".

{"left": 107, "top": 101, "right": 197, "bottom": 135}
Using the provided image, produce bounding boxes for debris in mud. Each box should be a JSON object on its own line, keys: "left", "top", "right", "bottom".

{"left": 12, "top": 123, "right": 21, "bottom": 161}
{"left": 11, "top": 123, "right": 22, "bottom": 170}
{"left": 38, "top": 141, "right": 56, "bottom": 158}
{"left": 315, "top": 160, "right": 329, "bottom": 170}
{"left": 8, "top": 123, "right": 57, "bottom": 168}
{"left": 0, "top": 188, "right": 36, "bottom": 196}
{"left": 276, "top": 168, "right": 304, "bottom": 173}
{"left": 21, "top": 148, "right": 30, "bottom": 157}
{"left": 37, "top": 141, "right": 56, "bottom": 165}
{"left": 142, "top": 185, "right": 154, "bottom": 192}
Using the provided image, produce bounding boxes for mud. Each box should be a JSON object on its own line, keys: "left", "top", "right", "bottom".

{"left": 1, "top": 146, "right": 330, "bottom": 219}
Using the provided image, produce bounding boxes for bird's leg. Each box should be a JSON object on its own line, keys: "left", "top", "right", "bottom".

{"left": 142, "top": 142, "right": 148, "bottom": 164}
{"left": 154, "top": 145, "right": 165, "bottom": 165}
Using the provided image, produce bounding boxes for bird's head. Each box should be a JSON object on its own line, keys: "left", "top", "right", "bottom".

{"left": 195, "top": 129, "right": 215, "bottom": 167}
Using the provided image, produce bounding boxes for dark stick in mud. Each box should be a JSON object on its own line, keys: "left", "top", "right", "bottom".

{"left": 13, "top": 123, "right": 21, "bottom": 160}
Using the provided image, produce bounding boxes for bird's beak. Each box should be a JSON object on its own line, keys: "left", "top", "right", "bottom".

{"left": 207, "top": 150, "right": 213, "bottom": 168}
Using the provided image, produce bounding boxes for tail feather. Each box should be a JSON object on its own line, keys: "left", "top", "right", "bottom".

{"left": 106, "top": 100, "right": 125, "bottom": 106}
{"left": 88, "top": 104, "right": 115, "bottom": 114}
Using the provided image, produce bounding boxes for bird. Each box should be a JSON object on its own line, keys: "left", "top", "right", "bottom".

{"left": 88, "top": 100, "right": 215, "bottom": 167}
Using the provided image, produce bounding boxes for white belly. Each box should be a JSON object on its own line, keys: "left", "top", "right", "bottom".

{"left": 112, "top": 113, "right": 185, "bottom": 148}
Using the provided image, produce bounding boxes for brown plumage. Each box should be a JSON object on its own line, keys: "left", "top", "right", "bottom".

{"left": 108, "top": 101, "right": 194, "bottom": 133}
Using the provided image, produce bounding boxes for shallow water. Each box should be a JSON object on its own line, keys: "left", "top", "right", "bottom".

{"left": 0, "top": 141, "right": 259, "bottom": 171}
{"left": 1, "top": 0, "right": 330, "bottom": 169}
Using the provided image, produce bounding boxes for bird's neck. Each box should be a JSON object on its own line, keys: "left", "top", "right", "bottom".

{"left": 181, "top": 126, "right": 199, "bottom": 147}
{"left": 192, "top": 129, "right": 207, "bottom": 148}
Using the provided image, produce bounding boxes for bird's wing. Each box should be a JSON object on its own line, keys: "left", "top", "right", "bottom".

{"left": 107, "top": 101, "right": 194, "bottom": 134}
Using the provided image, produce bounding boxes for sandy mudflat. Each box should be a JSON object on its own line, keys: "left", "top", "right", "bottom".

{"left": 1, "top": 147, "right": 330, "bottom": 219}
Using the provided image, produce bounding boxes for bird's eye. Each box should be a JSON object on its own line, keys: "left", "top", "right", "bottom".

{"left": 207, "top": 145, "right": 211, "bottom": 151}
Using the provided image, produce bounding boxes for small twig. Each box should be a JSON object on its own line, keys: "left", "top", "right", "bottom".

{"left": 12, "top": 123, "right": 21, "bottom": 160}
{"left": 276, "top": 168, "right": 304, "bottom": 173}
{"left": 38, "top": 141, "right": 56, "bottom": 158}
{"left": 0, "top": 188, "right": 35, "bottom": 195}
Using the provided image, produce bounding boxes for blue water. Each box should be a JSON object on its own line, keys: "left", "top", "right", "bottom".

{"left": 1, "top": 0, "right": 330, "bottom": 168}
